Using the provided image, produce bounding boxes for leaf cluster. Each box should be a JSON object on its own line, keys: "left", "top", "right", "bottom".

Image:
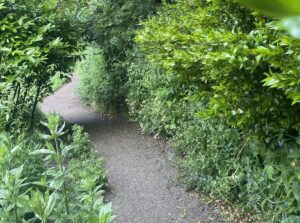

{"left": 0, "top": 0, "right": 84, "bottom": 130}
{"left": 0, "top": 114, "right": 114, "bottom": 223}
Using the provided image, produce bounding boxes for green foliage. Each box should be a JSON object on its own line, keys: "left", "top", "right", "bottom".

{"left": 127, "top": 0, "right": 300, "bottom": 221}
{"left": 0, "top": 1, "right": 113, "bottom": 222}
{"left": 70, "top": 125, "right": 94, "bottom": 158}
{"left": 239, "top": 1, "right": 300, "bottom": 41}
{"left": 75, "top": 46, "right": 113, "bottom": 113}
{"left": 80, "top": 0, "right": 161, "bottom": 113}
{"left": 173, "top": 117, "right": 300, "bottom": 222}
{"left": 137, "top": 1, "right": 300, "bottom": 105}
{"left": 237, "top": 0, "right": 300, "bottom": 17}
{"left": 0, "top": 115, "right": 114, "bottom": 222}
{"left": 50, "top": 73, "right": 70, "bottom": 92}
{"left": 0, "top": 0, "right": 83, "bottom": 129}
{"left": 127, "top": 52, "right": 191, "bottom": 136}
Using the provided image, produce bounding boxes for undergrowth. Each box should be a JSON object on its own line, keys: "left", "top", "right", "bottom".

{"left": 0, "top": 114, "right": 114, "bottom": 223}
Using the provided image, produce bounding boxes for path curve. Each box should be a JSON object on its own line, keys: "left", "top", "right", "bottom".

{"left": 41, "top": 76, "right": 222, "bottom": 223}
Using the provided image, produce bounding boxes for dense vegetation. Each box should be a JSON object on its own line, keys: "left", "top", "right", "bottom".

{"left": 2, "top": 0, "right": 300, "bottom": 222}
{"left": 0, "top": 0, "right": 113, "bottom": 222}
{"left": 0, "top": 115, "right": 113, "bottom": 222}
{"left": 77, "top": 0, "right": 162, "bottom": 113}
{"left": 76, "top": 0, "right": 300, "bottom": 222}
{"left": 0, "top": 0, "right": 85, "bottom": 130}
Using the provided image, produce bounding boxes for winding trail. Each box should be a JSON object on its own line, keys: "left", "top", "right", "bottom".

{"left": 41, "top": 76, "right": 222, "bottom": 223}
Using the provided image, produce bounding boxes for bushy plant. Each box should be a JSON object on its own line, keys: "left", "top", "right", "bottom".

{"left": 0, "top": 115, "right": 114, "bottom": 223}
{"left": 127, "top": 0, "right": 300, "bottom": 221}
{"left": 0, "top": 0, "right": 83, "bottom": 129}
{"left": 173, "top": 116, "right": 300, "bottom": 222}
{"left": 79, "top": 0, "right": 161, "bottom": 113}
{"left": 70, "top": 125, "right": 94, "bottom": 158}
{"left": 0, "top": 1, "right": 113, "bottom": 222}
{"left": 127, "top": 52, "right": 194, "bottom": 136}
{"left": 75, "top": 46, "right": 115, "bottom": 113}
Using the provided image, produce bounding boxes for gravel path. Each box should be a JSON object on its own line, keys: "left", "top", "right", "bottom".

{"left": 41, "top": 76, "right": 223, "bottom": 223}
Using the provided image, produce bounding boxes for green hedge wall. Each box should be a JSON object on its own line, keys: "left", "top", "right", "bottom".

{"left": 126, "top": 0, "right": 300, "bottom": 221}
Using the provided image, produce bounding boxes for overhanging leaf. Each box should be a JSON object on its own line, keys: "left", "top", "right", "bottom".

{"left": 238, "top": 0, "right": 300, "bottom": 17}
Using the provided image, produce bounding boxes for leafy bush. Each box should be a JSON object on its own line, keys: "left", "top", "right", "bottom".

{"left": 127, "top": 52, "right": 193, "bottom": 136}
{"left": 126, "top": 0, "right": 300, "bottom": 221}
{"left": 0, "top": 1, "right": 113, "bottom": 222}
{"left": 70, "top": 125, "right": 94, "bottom": 158}
{"left": 237, "top": 0, "right": 300, "bottom": 99}
{"left": 173, "top": 116, "right": 300, "bottom": 222}
{"left": 75, "top": 46, "right": 115, "bottom": 113}
{"left": 0, "top": 114, "right": 114, "bottom": 223}
{"left": 79, "top": 0, "right": 161, "bottom": 113}
{"left": 0, "top": 0, "right": 83, "bottom": 129}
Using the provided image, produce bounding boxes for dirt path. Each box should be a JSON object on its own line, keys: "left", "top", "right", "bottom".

{"left": 41, "top": 76, "right": 222, "bottom": 223}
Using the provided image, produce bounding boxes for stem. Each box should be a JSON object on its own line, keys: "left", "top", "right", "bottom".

{"left": 55, "top": 138, "right": 69, "bottom": 215}
{"left": 12, "top": 82, "right": 20, "bottom": 100}
{"left": 14, "top": 206, "right": 19, "bottom": 223}
{"left": 20, "top": 83, "right": 30, "bottom": 111}
{"left": 10, "top": 83, "right": 21, "bottom": 123}
{"left": 55, "top": 138, "right": 61, "bottom": 155}
{"left": 30, "top": 83, "right": 42, "bottom": 128}
{"left": 63, "top": 181, "right": 70, "bottom": 215}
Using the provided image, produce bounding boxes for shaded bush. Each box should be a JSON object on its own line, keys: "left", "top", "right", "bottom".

{"left": 80, "top": 0, "right": 162, "bottom": 113}
{"left": 127, "top": 52, "right": 196, "bottom": 136}
{"left": 0, "top": 0, "right": 83, "bottom": 129}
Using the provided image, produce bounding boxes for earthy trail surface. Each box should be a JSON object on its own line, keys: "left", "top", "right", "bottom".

{"left": 41, "top": 76, "right": 222, "bottom": 223}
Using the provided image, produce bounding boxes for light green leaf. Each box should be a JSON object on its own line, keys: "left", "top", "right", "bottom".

{"left": 30, "top": 149, "right": 55, "bottom": 155}
{"left": 238, "top": 0, "right": 300, "bottom": 17}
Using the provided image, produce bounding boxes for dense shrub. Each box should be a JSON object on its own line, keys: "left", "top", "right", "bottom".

{"left": 80, "top": 0, "right": 161, "bottom": 113}
{"left": 0, "top": 115, "right": 113, "bottom": 222}
{"left": 127, "top": 52, "right": 196, "bottom": 136}
{"left": 174, "top": 118, "right": 300, "bottom": 222}
{"left": 0, "top": 1, "right": 113, "bottom": 222}
{"left": 126, "top": 0, "right": 300, "bottom": 221}
{"left": 75, "top": 46, "right": 111, "bottom": 112}
{"left": 0, "top": 0, "right": 83, "bottom": 129}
